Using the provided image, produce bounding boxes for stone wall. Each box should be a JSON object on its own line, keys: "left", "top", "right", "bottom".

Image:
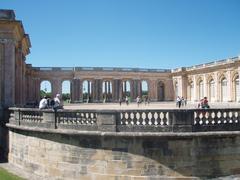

{"left": 8, "top": 128, "right": 240, "bottom": 179}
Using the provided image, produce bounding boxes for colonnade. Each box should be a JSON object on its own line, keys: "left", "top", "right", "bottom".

{"left": 24, "top": 77, "right": 170, "bottom": 103}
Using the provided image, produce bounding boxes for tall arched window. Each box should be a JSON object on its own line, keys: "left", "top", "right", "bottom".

{"left": 102, "top": 80, "right": 112, "bottom": 102}
{"left": 122, "top": 80, "right": 131, "bottom": 98}
{"left": 221, "top": 78, "right": 228, "bottom": 102}
{"left": 62, "top": 80, "right": 71, "bottom": 103}
{"left": 141, "top": 80, "right": 148, "bottom": 97}
{"left": 209, "top": 79, "right": 215, "bottom": 102}
{"left": 82, "top": 80, "right": 92, "bottom": 102}
{"left": 40, "top": 80, "right": 52, "bottom": 98}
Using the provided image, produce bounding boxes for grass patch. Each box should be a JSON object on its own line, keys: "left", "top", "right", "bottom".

{"left": 0, "top": 167, "right": 24, "bottom": 180}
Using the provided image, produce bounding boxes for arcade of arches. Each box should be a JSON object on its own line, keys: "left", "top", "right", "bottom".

{"left": 0, "top": 10, "right": 240, "bottom": 108}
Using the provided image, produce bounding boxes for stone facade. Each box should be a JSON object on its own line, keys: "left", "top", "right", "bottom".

{"left": 172, "top": 59, "right": 240, "bottom": 103}
{"left": 0, "top": 10, "right": 31, "bottom": 108}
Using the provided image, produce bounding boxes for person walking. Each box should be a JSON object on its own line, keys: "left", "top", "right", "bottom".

{"left": 125, "top": 96, "right": 129, "bottom": 105}
{"left": 176, "top": 96, "right": 181, "bottom": 108}
{"left": 119, "top": 98, "right": 122, "bottom": 106}
{"left": 136, "top": 96, "right": 141, "bottom": 107}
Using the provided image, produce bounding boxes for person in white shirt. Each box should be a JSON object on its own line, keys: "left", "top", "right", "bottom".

{"left": 136, "top": 96, "right": 141, "bottom": 107}
{"left": 39, "top": 96, "right": 48, "bottom": 109}
{"left": 54, "top": 94, "right": 61, "bottom": 109}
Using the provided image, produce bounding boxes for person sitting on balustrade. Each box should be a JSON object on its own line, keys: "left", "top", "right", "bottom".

{"left": 201, "top": 97, "right": 210, "bottom": 109}
{"left": 39, "top": 96, "right": 48, "bottom": 109}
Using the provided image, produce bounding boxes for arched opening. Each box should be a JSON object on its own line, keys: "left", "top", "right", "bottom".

{"left": 40, "top": 80, "right": 52, "bottom": 98}
{"left": 122, "top": 80, "right": 131, "bottom": 98}
{"left": 221, "top": 78, "right": 228, "bottom": 102}
{"left": 82, "top": 80, "right": 92, "bottom": 103}
{"left": 62, "top": 80, "right": 71, "bottom": 104}
{"left": 158, "top": 81, "right": 164, "bottom": 101}
{"left": 198, "top": 80, "right": 204, "bottom": 100}
{"left": 234, "top": 75, "right": 240, "bottom": 102}
{"left": 209, "top": 79, "right": 215, "bottom": 102}
{"left": 102, "top": 80, "right": 112, "bottom": 102}
{"left": 141, "top": 80, "right": 148, "bottom": 99}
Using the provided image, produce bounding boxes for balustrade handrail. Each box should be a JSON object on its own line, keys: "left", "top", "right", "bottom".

{"left": 7, "top": 107, "right": 240, "bottom": 133}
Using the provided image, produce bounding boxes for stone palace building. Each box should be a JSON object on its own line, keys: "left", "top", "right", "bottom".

{"left": 0, "top": 9, "right": 240, "bottom": 108}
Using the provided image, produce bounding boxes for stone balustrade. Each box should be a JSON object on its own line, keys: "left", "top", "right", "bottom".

{"left": 8, "top": 107, "right": 240, "bottom": 132}
{"left": 6, "top": 107, "right": 240, "bottom": 179}
{"left": 194, "top": 108, "right": 240, "bottom": 131}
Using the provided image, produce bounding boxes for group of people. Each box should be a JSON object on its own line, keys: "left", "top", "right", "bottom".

{"left": 176, "top": 96, "right": 187, "bottom": 108}
{"left": 176, "top": 95, "right": 210, "bottom": 109}
{"left": 119, "top": 96, "right": 150, "bottom": 106}
{"left": 39, "top": 94, "right": 62, "bottom": 110}
{"left": 119, "top": 96, "right": 129, "bottom": 106}
{"left": 39, "top": 94, "right": 210, "bottom": 110}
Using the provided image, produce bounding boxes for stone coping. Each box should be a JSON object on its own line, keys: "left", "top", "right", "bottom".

{"left": 9, "top": 107, "right": 240, "bottom": 112}
{"left": 6, "top": 123, "right": 240, "bottom": 138}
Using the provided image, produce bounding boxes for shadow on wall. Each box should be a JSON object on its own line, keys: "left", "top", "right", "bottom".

{"left": 10, "top": 128, "right": 240, "bottom": 179}
{"left": 0, "top": 109, "right": 9, "bottom": 163}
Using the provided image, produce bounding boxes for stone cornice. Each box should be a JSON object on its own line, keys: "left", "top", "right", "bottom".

{"left": 7, "top": 123, "right": 240, "bottom": 138}
{"left": 172, "top": 60, "right": 240, "bottom": 77}
{"left": 0, "top": 20, "right": 31, "bottom": 56}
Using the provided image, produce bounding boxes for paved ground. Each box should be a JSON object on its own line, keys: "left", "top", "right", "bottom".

{"left": 63, "top": 101, "right": 240, "bottom": 110}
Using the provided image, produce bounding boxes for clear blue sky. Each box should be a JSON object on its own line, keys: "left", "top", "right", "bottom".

{"left": 1, "top": 0, "right": 240, "bottom": 69}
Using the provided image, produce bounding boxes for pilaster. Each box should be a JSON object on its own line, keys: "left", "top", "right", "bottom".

{"left": 181, "top": 75, "right": 188, "bottom": 99}
{"left": 214, "top": 72, "right": 219, "bottom": 102}
{"left": 227, "top": 70, "right": 232, "bottom": 102}
{"left": 238, "top": 68, "right": 240, "bottom": 102}
{"left": 193, "top": 75, "right": 197, "bottom": 101}
{"left": 203, "top": 74, "right": 207, "bottom": 98}
{"left": 52, "top": 78, "right": 61, "bottom": 98}
{"left": 71, "top": 78, "right": 81, "bottom": 102}
{"left": 2, "top": 39, "right": 16, "bottom": 107}
{"left": 113, "top": 79, "right": 120, "bottom": 102}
